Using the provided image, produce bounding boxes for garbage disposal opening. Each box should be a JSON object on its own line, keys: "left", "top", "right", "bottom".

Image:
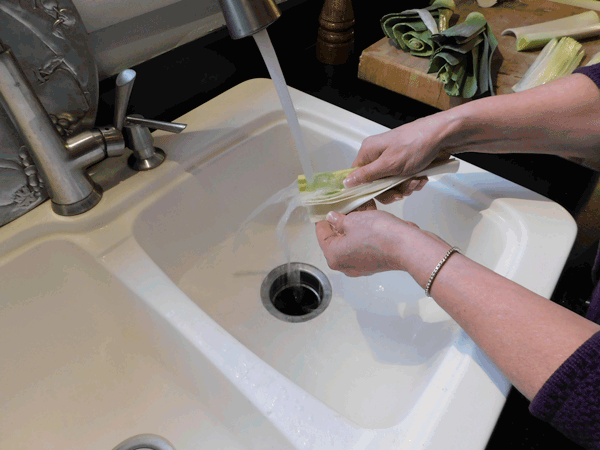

{"left": 261, "top": 262, "right": 332, "bottom": 323}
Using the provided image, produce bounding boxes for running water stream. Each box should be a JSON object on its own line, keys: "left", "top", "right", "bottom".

{"left": 252, "top": 30, "right": 314, "bottom": 184}
{"left": 240, "top": 30, "right": 315, "bottom": 297}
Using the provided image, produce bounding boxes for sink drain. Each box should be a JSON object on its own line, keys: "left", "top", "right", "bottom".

{"left": 261, "top": 263, "right": 332, "bottom": 323}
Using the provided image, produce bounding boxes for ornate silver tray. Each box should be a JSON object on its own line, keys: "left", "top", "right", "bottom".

{"left": 0, "top": 0, "right": 98, "bottom": 226}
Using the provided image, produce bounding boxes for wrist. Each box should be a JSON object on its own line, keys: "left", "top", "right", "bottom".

{"left": 422, "top": 106, "right": 470, "bottom": 157}
{"left": 396, "top": 224, "right": 454, "bottom": 289}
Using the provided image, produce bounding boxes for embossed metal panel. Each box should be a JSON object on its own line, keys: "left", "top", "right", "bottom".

{"left": 0, "top": 0, "right": 98, "bottom": 226}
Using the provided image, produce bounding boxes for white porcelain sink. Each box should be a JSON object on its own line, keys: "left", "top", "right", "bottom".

{"left": 0, "top": 79, "right": 577, "bottom": 449}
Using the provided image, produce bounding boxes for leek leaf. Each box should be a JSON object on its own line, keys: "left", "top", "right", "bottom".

{"left": 297, "top": 168, "right": 356, "bottom": 194}
{"left": 512, "top": 37, "right": 584, "bottom": 92}
{"left": 381, "top": 0, "right": 456, "bottom": 57}
{"left": 428, "top": 12, "right": 498, "bottom": 98}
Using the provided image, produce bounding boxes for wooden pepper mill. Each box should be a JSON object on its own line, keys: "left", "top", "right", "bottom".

{"left": 316, "top": 0, "right": 355, "bottom": 65}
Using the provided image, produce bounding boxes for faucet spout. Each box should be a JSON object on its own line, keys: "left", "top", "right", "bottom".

{"left": 0, "top": 47, "right": 125, "bottom": 216}
{"left": 219, "top": 0, "right": 281, "bottom": 39}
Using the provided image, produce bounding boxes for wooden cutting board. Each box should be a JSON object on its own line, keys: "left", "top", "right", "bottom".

{"left": 357, "top": 0, "right": 600, "bottom": 109}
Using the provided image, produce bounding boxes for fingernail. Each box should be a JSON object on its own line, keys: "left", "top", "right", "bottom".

{"left": 343, "top": 176, "right": 356, "bottom": 188}
{"left": 326, "top": 211, "right": 337, "bottom": 223}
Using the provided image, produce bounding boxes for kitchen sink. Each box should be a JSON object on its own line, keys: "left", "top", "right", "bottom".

{"left": 0, "top": 79, "right": 577, "bottom": 449}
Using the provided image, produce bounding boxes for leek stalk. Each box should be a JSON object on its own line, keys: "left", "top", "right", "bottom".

{"left": 586, "top": 51, "right": 600, "bottom": 65}
{"left": 501, "top": 11, "right": 600, "bottom": 51}
{"left": 512, "top": 37, "right": 585, "bottom": 92}
{"left": 297, "top": 168, "right": 356, "bottom": 194}
{"left": 548, "top": 0, "right": 600, "bottom": 12}
{"left": 515, "top": 24, "right": 600, "bottom": 51}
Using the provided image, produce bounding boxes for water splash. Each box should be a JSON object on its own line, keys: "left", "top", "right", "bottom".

{"left": 233, "top": 181, "right": 310, "bottom": 307}
{"left": 275, "top": 194, "right": 302, "bottom": 275}
{"left": 232, "top": 181, "right": 298, "bottom": 253}
{"left": 233, "top": 29, "right": 317, "bottom": 293}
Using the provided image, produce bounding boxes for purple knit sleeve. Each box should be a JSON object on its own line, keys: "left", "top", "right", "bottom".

{"left": 529, "top": 330, "right": 600, "bottom": 449}
{"left": 574, "top": 62, "right": 600, "bottom": 89}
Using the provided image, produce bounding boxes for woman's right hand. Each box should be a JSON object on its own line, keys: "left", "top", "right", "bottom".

{"left": 343, "top": 114, "right": 456, "bottom": 190}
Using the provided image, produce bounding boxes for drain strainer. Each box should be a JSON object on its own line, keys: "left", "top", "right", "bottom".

{"left": 261, "top": 262, "right": 332, "bottom": 323}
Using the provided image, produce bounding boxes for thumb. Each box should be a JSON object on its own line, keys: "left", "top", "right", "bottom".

{"left": 326, "top": 211, "right": 346, "bottom": 233}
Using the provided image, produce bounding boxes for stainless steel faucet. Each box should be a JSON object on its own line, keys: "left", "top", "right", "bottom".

{"left": 0, "top": 45, "right": 186, "bottom": 216}
{"left": 219, "top": 0, "right": 281, "bottom": 39}
{"left": 0, "top": 0, "right": 276, "bottom": 220}
{"left": 0, "top": 42, "right": 125, "bottom": 216}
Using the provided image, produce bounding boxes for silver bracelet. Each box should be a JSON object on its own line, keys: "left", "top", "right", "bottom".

{"left": 425, "top": 247, "right": 461, "bottom": 297}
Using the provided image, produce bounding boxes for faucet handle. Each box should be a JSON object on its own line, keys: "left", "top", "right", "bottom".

{"left": 124, "top": 114, "right": 187, "bottom": 171}
{"left": 114, "top": 69, "right": 136, "bottom": 130}
{"left": 125, "top": 116, "right": 186, "bottom": 134}
{"left": 113, "top": 70, "right": 187, "bottom": 171}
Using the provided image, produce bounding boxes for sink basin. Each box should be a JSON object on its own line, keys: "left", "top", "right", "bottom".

{"left": 134, "top": 80, "right": 575, "bottom": 443}
{"left": 132, "top": 123, "right": 463, "bottom": 430}
{"left": 0, "top": 78, "right": 577, "bottom": 449}
{"left": 0, "top": 239, "right": 292, "bottom": 450}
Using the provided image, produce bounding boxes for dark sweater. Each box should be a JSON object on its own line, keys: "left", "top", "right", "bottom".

{"left": 526, "top": 63, "right": 600, "bottom": 449}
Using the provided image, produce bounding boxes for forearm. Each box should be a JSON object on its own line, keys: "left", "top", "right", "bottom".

{"left": 401, "top": 231, "right": 600, "bottom": 401}
{"left": 437, "top": 73, "right": 600, "bottom": 161}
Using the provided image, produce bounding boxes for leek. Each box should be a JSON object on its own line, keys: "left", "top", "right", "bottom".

{"left": 381, "top": 0, "right": 456, "bottom": 57}
{"left": 512, "top": 37, "right": 585, "bottom": 92}
{"left": 501, "top": 11, "right": 600, "bottom": 51}
{"left": 476, "top": 0, "right": 498, "bottom": 6}
{"left": 515, "top": 24, "right": 600, "bottom": 51}
{"left": 428, "top": 12, "right": 498, "bottom": 98}
{"left": 299, "top": 160, "right": 460, "bottom": 222}
{"left": 548, "top": 0, "right": 600, "bottom": 12}
{"left": 586, "top": 51, "right": 600, "bottom": 65}
{"left": 297, "top": 168, "right": 356, "bottom": 194}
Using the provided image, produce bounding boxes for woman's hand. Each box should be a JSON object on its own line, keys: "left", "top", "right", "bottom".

{"left": 343, "top": 115, "right": 456, "bottom": 189}
{"left": 315, "top": 210, "right": 406, "bottom": 277}
{"left": 315, "top": 209, "right": 451, "bottom": 279}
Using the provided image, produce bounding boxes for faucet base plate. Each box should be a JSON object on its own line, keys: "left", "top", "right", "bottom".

{"left": 51, "top": 183, "right": 103, "bottom": 216}
{"left": 128, "top": 148, "right": 166, "bottom": 171}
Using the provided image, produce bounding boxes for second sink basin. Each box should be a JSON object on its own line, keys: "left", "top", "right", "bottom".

{"left": 0, "top": 238, "right": 291, "bottom": 450}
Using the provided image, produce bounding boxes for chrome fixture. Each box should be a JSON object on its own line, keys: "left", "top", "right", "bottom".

{"left": 0, "top": 43, "right": 124, "bottom": 216}
{"left": 112, "top": 434, "right": 176, "bottom": 450}
{"left": 219, "top": 0, "right": 281, "bottom": 39}
{"left": 0, "top": 45, "right": 186, "bottom": 216}
{"left": 114, "top": 70, "right": 187, "bottom": 171}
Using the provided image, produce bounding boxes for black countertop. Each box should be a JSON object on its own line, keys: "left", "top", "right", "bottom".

{"left": 97, "top": 1, "right": 596, "bottom": 448}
